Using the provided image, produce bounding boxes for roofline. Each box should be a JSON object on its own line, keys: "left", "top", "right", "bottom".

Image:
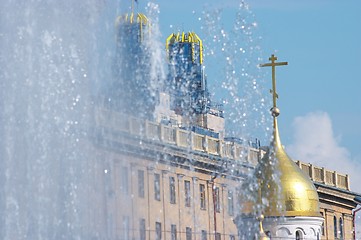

{"left": 314, "top": 182, "right": 361, "bottom": 198}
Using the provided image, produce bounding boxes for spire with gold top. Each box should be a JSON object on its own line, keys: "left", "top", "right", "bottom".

{"left": 255, "top": 54, "right": 323, "bottom": 239}
{"left": 115, "top": 0, "right": 149, "bottom": 43}
{"left": 165, "top": 31, "right": 210, "bottom": 120}
{"left": 109, "top": 0, "right": 156, "bottom": 120}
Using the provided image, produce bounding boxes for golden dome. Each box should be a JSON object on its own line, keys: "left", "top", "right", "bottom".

{"left": 258, "top": 117, "right": 321, "bottom": 217}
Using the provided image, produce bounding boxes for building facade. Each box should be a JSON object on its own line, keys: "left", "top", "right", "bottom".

{"left": 93, "top": 11, "right": 361, "bottom": 240}
{"left": 92, "top": 107, "right": 360, "bottom": 240}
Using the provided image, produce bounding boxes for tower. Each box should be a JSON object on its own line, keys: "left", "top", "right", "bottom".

{"left": 259, "top": 55, "right": 323, "bottom": 239}
{"left": 166, "top": 32, "right": 210, "bottom": 120}
{"left": 111, "top": 12, "right": 156, "bottom": 120}
{"left": 235, "top": 55, "right": 324, "bottom": 240}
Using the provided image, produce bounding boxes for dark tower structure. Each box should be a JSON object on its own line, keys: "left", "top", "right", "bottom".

{"left": 166, "top": 32, "right": 210, "bottom": 120}
{"left": 111, "top": 13, "right": 155, "bottom": 120}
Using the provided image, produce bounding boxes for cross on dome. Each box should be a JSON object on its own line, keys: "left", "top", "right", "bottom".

{"left": 260, "top": 54, "right": 288, "bottom": 117}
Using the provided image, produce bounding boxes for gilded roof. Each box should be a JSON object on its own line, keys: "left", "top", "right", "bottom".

{"left": 259, "top": 117, "right": 321, "bottom": 217}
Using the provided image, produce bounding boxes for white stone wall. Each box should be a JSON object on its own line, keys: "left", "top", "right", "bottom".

{"left": 263, "top": 216, "right": 323, "bottom": 240}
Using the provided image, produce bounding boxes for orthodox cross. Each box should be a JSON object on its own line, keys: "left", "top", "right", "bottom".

{"left": 260, "top": 54, "right": 288, "bottom": 110}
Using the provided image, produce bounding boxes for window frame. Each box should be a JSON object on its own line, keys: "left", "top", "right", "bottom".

{"left": 227, "top": 190, "right": 234, "bottom": 216}
{"left": 139, "top": 218, "right": 146, "bottom": 240}
{"left": 184, "top": 180, "right": 191, "bottom": 207}
{"left": 214, "top": 187, "right": 220, "bottom": 213}
{"left": 339, "top": 217, "right": 344, "bottom": 240}
{"left": 295, "top": 230, "right": 303, "bottom": 240}
{"left": 121, "top": 166, "right": 129, "bottom": 194}
{"left": 186, "top": 227, "right": 192, "bottom": 240}
{"left": 171, "top": 224, "right": 177, "bottom": 240}
{"left": 156, "top": 222, "right": 162, "bottom": 240}
{"left": 201, "top": 230, "right": 207, "bottom": 240}
{"left": 169, "top": 176, "right": 176, "bottom": 204}
{"left": 200, "top": 184, "right": 206, "bottom": 210}
{"left": 123, "top": 216, "right": 130, "bottom": 240}
{"left": 334, "top": 216, "right": 338, "bottom": 238}
{"left": 154, "top": 173, "right": 161, "bottom": 201}
{"left": 138, "top": 170, "right": 145, "bottom": 198}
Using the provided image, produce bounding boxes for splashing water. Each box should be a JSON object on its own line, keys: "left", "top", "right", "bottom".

{"left": 202, "top": 1, "right": 271, "bottom": 143}
{"left": 201, "top": 2, "right": 281, "bottom": 237}
{"left": 0, "top": 0, "right": 277, "bottom": 239}
{"left": 0, "top": 1, "right": 117, "bottom": 239}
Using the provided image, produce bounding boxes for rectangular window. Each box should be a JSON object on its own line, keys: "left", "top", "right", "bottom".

{"left": 321, "top": 212, "right": 325, "bottom": 236}
{"left": 123, "top": 216, "right": 130, "bottom": 240}
{"left": 215, "top": 232, "right": 221, "bottom": 240}
{"left": 154, "top": 173, "right": 161, "bottom": 201}
{"left": 171, "top": 224, "right": 177, "bottom": 240}
{"left": 184, "top": 180, "right": 191, "bottom": 207}
{"left": 201, "top": 230, "right": 207, "bottom": 240}
{"left": 200, "top": 184, "right": 206, "bottom": 210}
{"left": 229, "top": 235, "right": 235, "bottom": 240}
{"left": 140, "top": 219, "right": 146, "bottom": 240}
{"left": 138, "top": 170, "right": 145, "bottom": 198}
{"left": 121, "top": 167, "right": 129, "bottom": 194}
{"left": 237, "top": 191, "right": 242, "bottom": 211}
{"left": 334, "top": 216, "right": 337, "bottom": 238}
{"left": 186, "top": 227, "right": 192, "bottom": 240}
{"left": 215, "top": 187, "right": 220, "bottom": 212}
{"left": 169, "top": 176, "right": 176, "bottom": 204}
{"left": 156, "top": 222, "right": 162, "bottom": 240}
{"left": 228, "top": 190, "right": 234, "bottom": 216}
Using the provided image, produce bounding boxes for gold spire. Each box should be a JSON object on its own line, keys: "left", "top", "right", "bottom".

{"left": 255, "top": 179, "right": 270, "bottom": 240}
{"left": 258, "top": 54, "right": 321, "bottom": 217}
{"left": 256, "top": 214, "right": 270, "bottom": 240}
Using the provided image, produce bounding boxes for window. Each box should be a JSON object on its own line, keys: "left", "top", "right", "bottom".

{"left": 186, "top": 227, "right": 192, "bottom": 240}
{"left": 169, "top": 177, "right": 176, "bottom": 204}
{"left": 154, "top": 173, "right": 161, "bottom": 201}
{"left": 215, "top": 232, "right": 221, "bottom": 240}
{"left": 321, "top": 222, "right": 325, "bottom": 236}
{"left": 227, "top": 190, "right": 234, "bottom": 216}
{"left": 184, "top": 180, "right": 191, "bottom": 207}
{"left": 171, "top": 224, "right": 177, "bottom": 240}
{"left": 229, "top": 235, "right": 235, "bottom": 240}
{"left": 214, "top": 187, "right": 220, "bottom": 212}
{"left": 334, "top": 216, "right": 338, "bottom": 238}
{"left": 295, "top": 230, "right": 302, "bottom": 240}
{"left": 339, "top": 217, "right": 344, "bottom": 239}
{"left": 104, "top": 166, "right": 113, "bottom": 197}
{"left": 140, "top": 219, "right": 146, "bottom": 240}
{"left": 200, "top": 184, "right": 206, "bottom": 210}
{"left": 156, "top": 222, "right": 162, "bottom": 240}
{"left": 121, "top": 167, "right": 129, "bottom": 194}
{"left": 138, "top": 170, "right": 145, "bottom": 198}
{"left": 201, "top": 230, "right": 207, "bottom": 240}
{"left": 320, "top": 212, "right": 325, "bottom": 236}
{"left": 123, "top": 216, "right": 130, "bottom": 240}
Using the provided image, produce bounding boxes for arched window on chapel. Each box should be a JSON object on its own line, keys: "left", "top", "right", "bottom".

{"left": 295, "top": 230, "right": 303, "bottom": 240}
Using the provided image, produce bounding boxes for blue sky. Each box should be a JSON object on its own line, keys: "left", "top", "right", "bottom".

{"left": 122, "top": 0, "right": 361, "bottom": 191}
